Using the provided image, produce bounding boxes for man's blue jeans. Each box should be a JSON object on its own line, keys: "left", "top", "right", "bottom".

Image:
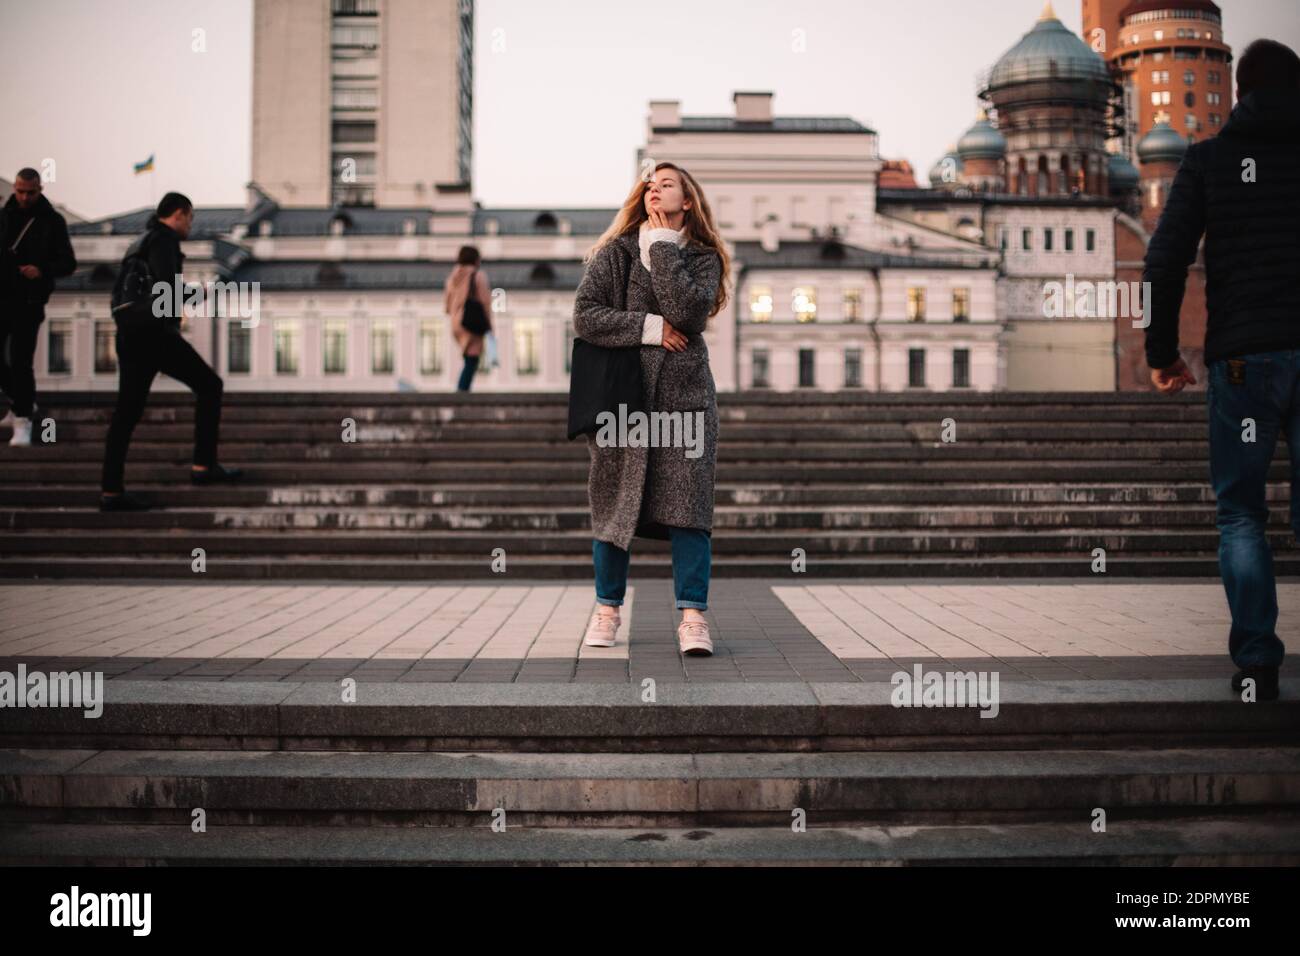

{"left": 593, "top": 528, "right": 710, "bottom": 610}
{"left": 1206, "top": 350, "right": 1293, "bottom": 668}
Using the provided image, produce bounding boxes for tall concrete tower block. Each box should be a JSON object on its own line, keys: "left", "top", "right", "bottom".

{"left": 252, "top": 0, "right": 474, "bottom": 208}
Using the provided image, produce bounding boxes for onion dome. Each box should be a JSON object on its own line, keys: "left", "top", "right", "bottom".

{"left": 1136, "top": 121, "right": 1189, "bottom": 164}
{"left": 957, "top": 111, "right": 1007, "bottom": 161}
{"left": 1108, "top": 152, "right": 1140, "bottom": 192}
{"left": 986, "top": 1, "right": 1111, "bottom": 89}
{"left": 928, "top": 146, "right": 963, "bottom": 187}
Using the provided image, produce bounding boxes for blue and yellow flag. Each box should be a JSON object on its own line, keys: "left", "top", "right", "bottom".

{"left": 133, "top": 155, "right": 154, "bottom": 175}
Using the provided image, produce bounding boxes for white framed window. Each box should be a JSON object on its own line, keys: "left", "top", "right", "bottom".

{"left": 46, "top": 320, "right": 72, "bottom": 374}
{"left": 514, "top": 318, "right": 541, "bottom": 375}
{"left": 420, "top": 319, "right": 444, "bottom": 375}
{"left": 323, "top": 319, "right": 348, "bottom": 374}
{"left": 274, "top": 320, "right": 301, "bottom": 375}
{"left": 370, "top": 319, "right": 395, "bottom": 375}
{"left": 749, "top": 285, "right": 772, "bottom": 322}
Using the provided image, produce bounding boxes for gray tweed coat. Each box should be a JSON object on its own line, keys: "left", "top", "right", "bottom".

{"left": 572, "top": 230, "right": 723, "bottom": 551}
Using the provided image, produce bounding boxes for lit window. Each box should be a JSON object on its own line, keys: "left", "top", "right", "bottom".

{"left": 906, "top": 287, "right": 926, "bottom": 322}
{"left": 843, "top": 288, "right": 863, "bottom": 322}
{"left": 792, "top": 286, "right": 817, "bottom": 322}
{"left": 749, "top": 285, "right": 772, "bottom": 322}
{"left": 952, "top": 288, "right": 970, "bottom": 322}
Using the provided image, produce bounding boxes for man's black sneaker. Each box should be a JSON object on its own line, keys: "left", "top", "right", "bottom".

{"left": 191, "top": 464, "right": 244, "bottom": 485}
{"left": 100, "top": 492, "right": 152, "bottom": 513}
{"left": 1231, "top": 665, "right": 1280, "bottom": 701}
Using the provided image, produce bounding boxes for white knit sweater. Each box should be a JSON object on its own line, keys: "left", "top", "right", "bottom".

{"left": 637, "top": 221, "right": 688, "bottom": 346}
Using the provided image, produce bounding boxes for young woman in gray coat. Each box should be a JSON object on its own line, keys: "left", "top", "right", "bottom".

{"left": 572, "top": 162, "right": 730, "bottom": 656}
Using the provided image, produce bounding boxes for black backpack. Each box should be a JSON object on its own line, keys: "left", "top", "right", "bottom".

{"left": 110, "top": 228, "right": 162, "bottom": 329}
{"left": 461, "top": 267, "right": 490, "bottom": 336}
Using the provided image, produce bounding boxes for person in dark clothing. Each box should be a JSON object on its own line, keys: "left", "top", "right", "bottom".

{"left": 0, "top": 168, "right": 77, "bottom": 446}
{"left": 100, "top": 192, "right": 242, "bottom": 512}
{"left": 1145, "top": 39, "right": 1300, "bottom": 702}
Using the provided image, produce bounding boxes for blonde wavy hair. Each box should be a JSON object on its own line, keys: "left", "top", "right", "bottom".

{"left": 585, "top": 161, "right": 731, "bottom": 318}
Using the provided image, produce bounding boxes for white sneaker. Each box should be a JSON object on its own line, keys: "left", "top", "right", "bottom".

{"left": 8, "top": 417, "right": 31, "bottom": 447}
{"left": 677, "top": 618, "right": 713, "bottom": 656}
{"left": 583, "top": 607, "right": 621, "bottom": 647}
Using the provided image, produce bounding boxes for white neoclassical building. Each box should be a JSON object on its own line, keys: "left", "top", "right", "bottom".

{"left": 39, "top": 78, "right": 1130, "bottom": 396}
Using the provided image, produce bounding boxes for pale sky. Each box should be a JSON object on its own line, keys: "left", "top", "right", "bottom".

{"left": 2, "top": 0, "right": 1297, "bottom": 220}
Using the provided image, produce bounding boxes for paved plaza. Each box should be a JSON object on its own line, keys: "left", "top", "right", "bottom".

{"left": 3, "top": 580, "right": 1295, "bottom": 684}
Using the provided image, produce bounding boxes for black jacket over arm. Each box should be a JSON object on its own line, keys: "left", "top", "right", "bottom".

{"left": 1143, "top": 88, "right": 1300, "bottom": 369}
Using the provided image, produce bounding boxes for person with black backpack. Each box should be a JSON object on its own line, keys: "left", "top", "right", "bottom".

{"left": 444, "top": 245, "right": 491, "bottom": 391}
{"left": 100, "top": 192, "right": 241, "bottom": 512}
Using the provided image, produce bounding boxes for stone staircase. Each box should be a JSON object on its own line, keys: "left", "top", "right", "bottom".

{"left": 2, "top": 681, "right": 1297, "bottom": 864}
{"left": 2, "top": 390, "right": 1295, "bottom": 580}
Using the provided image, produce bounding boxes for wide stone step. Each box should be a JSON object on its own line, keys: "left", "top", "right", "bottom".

{"left": 31, "top": 422, "right": 1221, "bottom": 443}
{"left": 0, "top": 481, "right": 1250, "bottom": 508}
{"left": 0, "top": 527, "right": 1285, "bottom": 557}
{"left": 0, "top": 554, "right": 1277, "bottom": 579}
{"left": 1, "top": 442, "right": 1252, "bottom": 463}
{"left": 4, "top": 747, "right": 1297, "bottom": 824}
{"left": 0, "top": 462, "right": 1278, "bottom": 484}
{"left": 0, "top": 503, "right": 1261, "bottom": 533}
{"left": 3, "top": 817, "right": 1297, "bottom": 865}
{"left": 6, "top": 681, "right": 1296, "bottom": 753}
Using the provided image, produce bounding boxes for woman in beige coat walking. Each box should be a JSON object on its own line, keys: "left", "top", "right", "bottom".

{"left": 572, "top": 163, "right": 729, "bottom": 656}
{"left": 445, "top": 245, "right": 492, "bottom": 391}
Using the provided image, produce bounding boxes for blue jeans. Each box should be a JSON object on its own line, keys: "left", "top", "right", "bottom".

{"left": 1206, "top": 350, "right": 1294, "bottom": 668}
{"left": 593, "top": 528, "right": 710, "bottom": 610}
{"left": 456, "top": 353, "right": 479, "bottom": 391}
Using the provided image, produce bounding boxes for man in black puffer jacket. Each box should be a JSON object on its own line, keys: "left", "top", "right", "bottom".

{"left": 1145, "top": 39, "right": 1300, "bottom": 702}
{"left": 0, "top": 168, "right": 77, "bottom": 446}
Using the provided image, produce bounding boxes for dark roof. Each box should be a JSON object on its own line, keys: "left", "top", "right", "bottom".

{"left": 730, "top": 240, "right": 991, "bottom": 272}
{"left": 70, "top": 203, "right": 624, "bottom": 240}
{"left": 656, "top": 116, "right": 874, "bottom": 134}
{"left": 226, "top": 259, "right": 588, "bottom": 291}
{"left": 68, "top": 206, "right": 246, "bottom": 239}
{"left": 242, "top": 206, "right": 438, "bottom": 236}
{"left": 471, "top": 208, "right": 619, "bottom": 236}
